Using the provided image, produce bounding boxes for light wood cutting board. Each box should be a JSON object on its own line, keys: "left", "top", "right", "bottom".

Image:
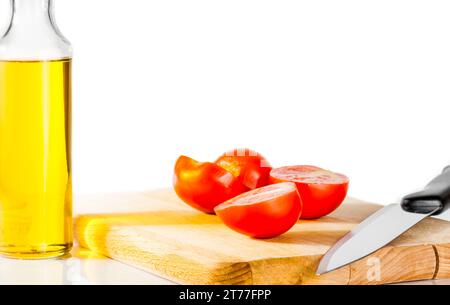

{"left": 75, "top": 189, "right": 450, "bottom": 285}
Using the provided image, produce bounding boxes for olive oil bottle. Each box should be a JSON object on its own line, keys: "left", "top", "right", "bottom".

{"left": 0, "top": 0, "right": 72, "bottom": 259}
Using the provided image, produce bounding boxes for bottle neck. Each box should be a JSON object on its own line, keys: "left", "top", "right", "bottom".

{"left": 12, "top": 0, "right": 52, "bottom": 25}
{"left": 0, "top": 0, "right": 72, "bottom": 61}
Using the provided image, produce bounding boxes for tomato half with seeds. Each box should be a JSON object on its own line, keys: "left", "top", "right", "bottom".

{"left": 215, "top": 148, "right": 272, "bottom": 190}
{"left": 173, "top": 155, "right": 246, "bottom": 214}
{"left": 270, "top": 165, "right": 349, "bottom": 219}
{"left": 214, "top": 182, "right": 302, "bottom": 238}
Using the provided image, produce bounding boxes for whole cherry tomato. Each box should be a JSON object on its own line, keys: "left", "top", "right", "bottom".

{"left": 215, "top": 148, "right": 272, "bottom": 190}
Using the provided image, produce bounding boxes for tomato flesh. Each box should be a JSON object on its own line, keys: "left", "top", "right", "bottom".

{"left": 214, "top": 182, "right": 302, "bottom": 238}
{"left": 173, "top": 155, "right": 246, "bottom": 214}
{"left": 215, "top": 148, "right": 272, "bottom": 190}
{"left": 270, "top": 166, "right": 349, "bottom": 219}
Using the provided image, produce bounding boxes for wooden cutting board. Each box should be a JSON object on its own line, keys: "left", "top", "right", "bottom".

{"left": 75, "top": 189, "right": 450, "bottom": 285}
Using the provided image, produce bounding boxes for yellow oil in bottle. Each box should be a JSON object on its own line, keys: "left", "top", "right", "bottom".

{"left": 0, "top": 58, "right": 72, "bottom": 259}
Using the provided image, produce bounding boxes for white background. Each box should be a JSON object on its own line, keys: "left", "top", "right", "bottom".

{"left": 1, "top": 0, "right": 450, "bottom": 205}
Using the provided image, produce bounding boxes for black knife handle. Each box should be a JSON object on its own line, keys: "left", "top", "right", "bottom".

{"left": 401, "top": 166, "right": 450, "bottom": 215}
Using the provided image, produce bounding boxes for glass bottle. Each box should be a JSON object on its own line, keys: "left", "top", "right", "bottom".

{"left": 0, "top": 0, "right": 72, "bottom": 258}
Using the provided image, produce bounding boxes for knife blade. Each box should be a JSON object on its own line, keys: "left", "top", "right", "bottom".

{"left": 317, "top": 166, "right": 450, "bottom": 275}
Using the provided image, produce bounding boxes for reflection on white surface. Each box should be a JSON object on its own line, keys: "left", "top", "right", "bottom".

{"left": 0, "top": 247, "right": 448, "bottom": 285}
{"left": 0, "top": 256, "right": 87, "bottom": 285}
{"left": 396, "top": 279, "right": 450, "bottom": 285}
{"left": 0, "top": 247, "right": 174, "bottom": 285}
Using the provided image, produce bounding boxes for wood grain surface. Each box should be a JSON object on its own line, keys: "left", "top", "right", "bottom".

{"left": 75, "top": 189, "right": 450, "bottom": 285}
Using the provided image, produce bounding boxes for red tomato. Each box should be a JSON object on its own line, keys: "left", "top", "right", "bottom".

{"left": 214, "top": 182, "right": 302, "bottom": 238}
{"left": 215, "top": 148, "right": 272, "bottom": 190}
{"left": 270, "top": 165, "right": 349, "bottom": 219}
{"left": 173, "top": 155, "right": 246, "bottom": 214}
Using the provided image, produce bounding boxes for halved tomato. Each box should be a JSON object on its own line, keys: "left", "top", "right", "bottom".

{"left": 214, "top": 182, "right": 302, "bottom": 238}
{"left": 270, "top": 165, "right": 349, "bottom": 219}
{"left": 173, "top": 156, "right": 246, "bottom": 214}
{"left": 215, "top": 148, "right": 272, "bottom": 190}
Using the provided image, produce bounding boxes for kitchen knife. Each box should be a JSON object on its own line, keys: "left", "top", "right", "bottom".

{"left": 316, "top": 166, "right": 450, "bottom": 275}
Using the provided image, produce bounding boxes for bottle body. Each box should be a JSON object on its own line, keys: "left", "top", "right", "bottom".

{"left": 0, "top": 0, "right": 72, "bottom": 259}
